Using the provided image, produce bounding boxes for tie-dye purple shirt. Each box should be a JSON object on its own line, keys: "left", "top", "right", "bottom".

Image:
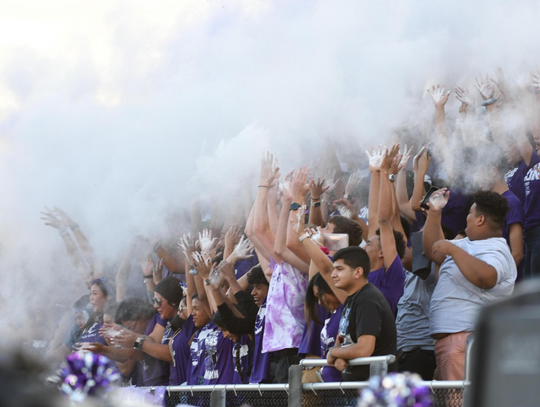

{"left": 262, "top": 259, "right": 308, "bottom": 353}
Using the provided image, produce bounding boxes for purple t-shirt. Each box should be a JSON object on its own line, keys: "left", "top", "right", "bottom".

{"left": 368, "top": 256, "right": 405, "bottom": 317}
{"left": 233, "top": 335, "right": 253, "bottom": 384}
{"left": 250, "top": 298, "right": 271, "bottom": 383}
{"left": 142, "top": 314, "right": 170, "bottom": 386}
{"left": 201, "top": 323, "right": 235, "bottom": 384}
{"left": 502, "top": 190, "right": 524, "bottom": 242}
{"left": 170, "top": 316, "right": 197, "bottom": 385}
{"left": 234, "top": 251, "right": 259, "bottom": 279}
{"left": 320, "top": 305, "right": 343, "bottom": 382}
{"left": 263, "top": 259, "right": 308, "bottom": 353}
{"left": 441, "top": 189, "right": 471, "bottom": 236}
{"left": 298, "top": 304, "right": 328, "bottom": 356}
{"left": 80, "top": 318, "right": 107, "bottom": 345}
{"left": 505, "top": 152, "right": 540, "bottom": 205}
{"left": 188, "top": 323, "right": 208, "bottom": 385}
{"left": 524, "top": 153, "right": 540, "bottom": 230}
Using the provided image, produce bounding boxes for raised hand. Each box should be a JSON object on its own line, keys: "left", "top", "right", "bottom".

{"left": 455, "top": 87, "right": 474, "bottom": 107}
{"left": 176, "top": 232, "right": 196, "bottom": 260}
{"left": 397, "top": 144, "right": 413, "bottom": 172}
{"left": 413, "top": 146, "right": 430, "bottom": 174}
{"left": 322, "top": 168, "right": 338, "bottom": 196}
{"left": 260, "top": 152, "right": 280, "bottom": 188}
{"left": 365, "top": 146, "right": 384, "bottom": 173}
{"left": 198, "top": 229, "right": 217, "bottom": 255}
{"left": 291, "top": 166, "right": 313, "bottom": 202}
{"left": 311, "top": 178, "right": 330, "bottom": 201}
{"left": 333, "top": 198, "right": 357, "bottom": 220}
{"left": 290, "top": 205, "right": 307, "bottom": 235}
{"left": 192, "top": 251, "right": 215, "bottom": 279}
{"left": 153, "top": 258, "right": 164, "bottom": 278}
{"left": 344, "top": 170, "right": 361, "bottom": 197}
{"left": 380, "top": 145, "right": 400, "bottom": 172}
{"left": 475, "top": 74, "right": 495, "bottom": 101}
{"left": 224, "top": 225, "right": 242, "bottom": 248}
{"left": 428, "top": 84, "right": 451, "bottom": 107}
{"left": 140, "top": 255, "right": 154, "bottom": 277}
{"left": 427, "top": 188, "right": 450, "bottom": 212}
{"left": 40, "top": 207, "right": 64, "bottom": 230}
{"left": 230, "top": 236, "right": 254, "bottom": 261}
{"left": 53, "top": 206, "right": 77, "bottom": 228}
{"left": 306, "top": 226, "right": 324, "bottom": 247}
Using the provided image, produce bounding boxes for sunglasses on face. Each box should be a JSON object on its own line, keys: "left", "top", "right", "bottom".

{"left": 152, "top": 298, "right": 165, "bottom": 306}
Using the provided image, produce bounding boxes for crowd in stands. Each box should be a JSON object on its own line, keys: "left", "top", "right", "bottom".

{"left": 37, "top": 70, "right": 540, "bottom": 385}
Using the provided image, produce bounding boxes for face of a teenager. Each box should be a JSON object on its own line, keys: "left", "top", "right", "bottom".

{"left": 153, "top": 292, "right": 177, "bottom": 319}
{"left": 313, "top": 285, "right": 340, "bottom": 312}
{"left": 250, "top": 284, "right": 269, "bottom": 307}
{"left": 321, "top": 222, "right": 336, "bottom": 235}
{"left": 218, "top": 327, "right": 239, "bottom": 343}
{"left": 89, "top": 284, "right": 107, "bottom": 313}
{"left": 75, "top": 313, "right": 87, "bottom": 330}
{"left": 364, "top": 235, "right": 382, "bottom": 267}
{"left": 331, "top": 259, "right": 363, "bottom": 291}
{"left": 178, "top": 299, "right": 189, "bottom": 320}
{"left": 191, "top": 298, "right": 211, "bottom": 328}
{"left": 465, "top": 203, "right": 481, "bottom": 238}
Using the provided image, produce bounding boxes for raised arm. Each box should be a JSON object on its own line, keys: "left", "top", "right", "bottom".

{"left": 366, "top": 147, "right": 383, "bottom": 238}
{"left": 410, "top": 147, "right": 431, "bottom": 212}
{"left": 308, "top": 178, "right": 329, "bottom": 227}
{"left": 395, "top": 145, "right": 415, "bottom": 222}
{"left": 422, "top": 189, "right": 450, "bottom": 265}
{"left": 428, "top": 84, "right": 451, "bottom": 141}
{"left": 378, "top": 146, "right": 401, "bottom": 268}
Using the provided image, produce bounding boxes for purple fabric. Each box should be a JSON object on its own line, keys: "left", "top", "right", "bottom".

{"left": 142, "top": 314, "right": 170, "bottom": 386}
{"left": 414, "top": 211, "right": 426, "bottom": 229}
{"left": 368, "top": 255, "right": 405, "bottom": 318}
{"left": 234, "top": 252, "right": 259, "bottom": 279}
{"left": 250, "top": 298, "right": 271, "bottom": 383}
{"left": 170, "top": 316, "right": 197, "bottom": 385}
{"left": 441, "top": 189, "right": 471, "bottom": 236}
{"left": 506, "top": 152, "right": 540, "bottom": 205}
{"left": 321, "top": 305, "right": 343, "bottom": 382}
{"left": 80, "top": 320, "right": 107, "bottom": 345}
{"left": 502, "top": 190, "right": 524, "bottom": 242}
{"left": 201, "top": 323, "right": 236, "bottom": 384}
{"left": 187, "top": 324, "right": 207, "bottom": 385}
{"left": 263, "top": 259, "right": 308, "bottom": 353}
{"left": 233, "top": 335, "right": 253, "bottom": 384}
{"left": 524, "top": 151, "right": 540, "bottom": 230}
{"left": 298, "top": 304, "right": 328, "bottom": 356}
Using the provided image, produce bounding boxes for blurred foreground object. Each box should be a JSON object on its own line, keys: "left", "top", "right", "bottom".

{"left": 467, "top": 280, "right": 540, "bottom": 407}
{"left": 357, "top": 372, "right": 432, "bottom": 407}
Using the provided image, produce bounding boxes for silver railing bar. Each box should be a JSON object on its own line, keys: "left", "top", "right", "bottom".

{"left": 299, "top": 354, "right": 396, "bottom": 367}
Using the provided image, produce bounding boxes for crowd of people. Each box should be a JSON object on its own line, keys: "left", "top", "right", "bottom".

{"left": 35, "top": 70, "right": 540, "bottom": 386}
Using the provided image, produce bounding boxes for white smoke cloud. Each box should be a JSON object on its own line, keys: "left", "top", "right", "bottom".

{"left": 1, "top": 0, "right": 540, "bottom": 348}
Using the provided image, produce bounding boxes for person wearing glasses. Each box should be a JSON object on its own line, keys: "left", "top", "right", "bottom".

{"left": 111, "top": 276, "right": 184, "bottom": 386}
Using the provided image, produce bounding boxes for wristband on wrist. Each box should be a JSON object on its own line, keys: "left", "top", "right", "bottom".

{"left": 299, "top": 232, "right": 310, "bottom": 242}
{"left": 481, "top": 97, "right": 498, "bottom": 106}
{"left": 153, "top": 242, "right": 161, "bottom": 252}
{"left": 258, "top": 185, "right": 268, "bottom": 188}
{"left": 313, "top": 201, "right": 321, "bottom": 208}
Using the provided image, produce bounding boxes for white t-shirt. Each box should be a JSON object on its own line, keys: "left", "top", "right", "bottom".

{"left": 429, "top": 237, "right": 516, "bottom": 336}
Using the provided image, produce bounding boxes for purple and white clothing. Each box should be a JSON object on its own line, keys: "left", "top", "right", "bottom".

{"left": 320, "top": 305, "right": 343, "bottom": 382}
{"left": 170, "top": 316, "right": 197, "bottom": 385}
{"left": 80, "top": 317, "right": 107, "bottom": 345}
{"left": 233, "top": 335, "right": 253, "bottom": 384}
{"left": 263, "top": 259, "right": 308, "bottom": 353}
{"left": 142, "top": 314, "right": 170, "bottom": 386}
{"left": 524, "top": 159, "right": 540, "bottom": 231}
{"left": 368, "top": 256, "right": 406, "bottom": 317}
{"left": 506, "top": 151, "right": 540, "bottom": 206}
{"left": 187, "top": 324, "right": 208, "bottom": 385}
{"left": 250, "top": 299, "right": 271, "bottom": 383}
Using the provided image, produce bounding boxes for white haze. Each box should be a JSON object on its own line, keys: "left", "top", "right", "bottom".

{"left": 1, "top": 0, "right": 540, "bottom": 346}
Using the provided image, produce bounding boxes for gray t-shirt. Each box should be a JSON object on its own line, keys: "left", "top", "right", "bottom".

{"left": 429, "top": 237, "right": 516, "bottom": 336}
{"left": 396, "top": 266, "right": 437, "bottom": 352}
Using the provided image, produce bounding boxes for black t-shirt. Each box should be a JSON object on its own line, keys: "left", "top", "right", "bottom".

{"left": 338, "top": 282, "right": 397, "bottom": 381}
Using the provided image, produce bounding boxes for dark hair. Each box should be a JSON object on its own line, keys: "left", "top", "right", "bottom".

{"left": 247, "top": 265, "right": 268, "bottom": 286}
{"left": 210, "top": 310, "right": 226, "bottom": 329}
{"left": 73, "top": 295, "right": 89, "bottom": 311}
{"left": 332, "top": 246, "right": 371, "bottom": 279}
{"left": 305, "top": 273, "right": 334, "bottom": 326}
{"left": 90, "top": 278, "right": 110, "bottom": 299}
{"left": 103, "top": 302, "right": 120, "bottom": 319}
{"left": 115, "top": 298, "right": 156, "bottom": 324}
{"left": 375, "top": 228, "right": 407, "bottom": 260}
{"left": 441, "top": 223, "right": 456, "bottom": 240}
{"left": 456, "top": 229, "right": 467, "bottom": 238}
{"left": 154, "top": 276, "right": 183, "bottom": 308}
{"left": 400, "top": 216, "right": 411, "bottom": 243}
{"left": 328, "top": 215, "right": 363, "bottom": 246}
{"left": 473, "top": 191, "right": 509, "bottom": 229}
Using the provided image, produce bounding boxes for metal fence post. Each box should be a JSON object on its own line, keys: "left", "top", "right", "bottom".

{"left": 210, "top": 388, "right": 226, "bottom": 407}
{"left": 288, "top": 364, "right": 303, "bottom": 407}
{"left": 369, "top": 361, "right": 388, "bottom": 378}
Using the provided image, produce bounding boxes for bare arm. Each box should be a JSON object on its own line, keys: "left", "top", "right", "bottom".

{"left": 508, "top": 223, "right": 524, "bottom": 267}
{"left": 379, "top": 147, "right": 401, "bottom": 268}
{"left": 328, "top": 335, "right": 376, "bottom": 361}
{"left": 422, "top": 190, "right": 448, "bottom": 265}
{"left": 410, "top": 147, "right": 431, "bottom": 212}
